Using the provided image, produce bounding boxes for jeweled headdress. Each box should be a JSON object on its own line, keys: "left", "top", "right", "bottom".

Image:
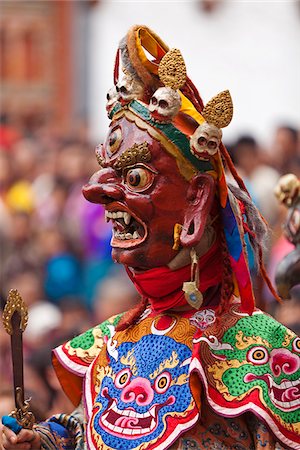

{"left": 100, "top": 25, "right": 279, "bottom": 314}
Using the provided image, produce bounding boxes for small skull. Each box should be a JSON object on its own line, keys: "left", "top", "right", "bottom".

{"left": 190, "top": 123, "right": 222, "bottom": 160}
{"left": 149, "top": 87, "right": 181, "bottom": 122}
{"left": 106, "top": 86, "right": 118, "bottom": 116}
{"left": 190, "top": 308, "right": 216, "bottom": 331}
{"left": 274, "top": 173, "right": 300, "bottom": 207}
{"left": 116, "top": 75, "right": 144, "bottom": 105}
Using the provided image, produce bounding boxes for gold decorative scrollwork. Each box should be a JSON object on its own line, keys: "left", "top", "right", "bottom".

{"left": 95, "top": 145, "right": 106, "bottom": 168}
{"left": 202, "top": 90, "right": 233, "bottom": 129}
{"left": 113, "top": 142, "right": 151, "bottom": 171}
{"left": 2, "top": 289, "right": 28, "bottom": 335}
{"left": 158, "top": 48, "right": 187, "bottom": 91}
{"left": 10, "top": 387, "right": 35, "bottom": 429}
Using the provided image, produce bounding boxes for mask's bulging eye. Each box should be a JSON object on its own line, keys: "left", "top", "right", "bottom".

{"left": 107, "top": 127, "right": 122, "bottom": 155}
{"left": 125, "top": 167, "right": 155, "bottom": 192}
{"left": 292, "top": 337, "right": 300, "bottom": 353}
{"left": 247, "top": 346, "right": 269, "bottom": 365}
{"left": 154, "top": 372, "right": 171, "bottom": 394}
{"left": 114, "top": 368, "right": 131, "bottom": 389}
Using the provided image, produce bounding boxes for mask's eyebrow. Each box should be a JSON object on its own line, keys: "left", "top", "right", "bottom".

{"left": 113, "top": 142, "right": 151, "bottom": 171}
{"left": 149, "top": 351, "right": 179, "bottom": 379}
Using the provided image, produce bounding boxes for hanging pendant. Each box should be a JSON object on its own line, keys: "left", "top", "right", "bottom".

{"left": 182, "top": 248, "right": 203, "bottom": 309}
{"left": 183, "top": 281, "right": 203, "bottom": 309}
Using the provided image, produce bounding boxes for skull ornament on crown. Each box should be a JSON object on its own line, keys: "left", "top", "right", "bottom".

{"left": 106, "top": 86, "right": 119, "bottom": 116}
{"left": 190, "top": 90, "right": 233, "bottom": 161}
{"left": 116, "top": 74, "right": 144, "bottom": 106}
{"left": 190, "top": 123, "right": 222, "bottom": 160}
{"left": 149, "top": 87, "right": 181, "bottom": 122}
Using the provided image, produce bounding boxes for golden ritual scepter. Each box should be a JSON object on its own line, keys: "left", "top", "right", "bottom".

{"left": 2, "top": 289, "right": 35, "bottom": 429}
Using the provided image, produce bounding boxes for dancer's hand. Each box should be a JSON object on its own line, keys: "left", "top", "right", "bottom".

{"left": 2, "top": 425, "right": 41, "bottom": 449}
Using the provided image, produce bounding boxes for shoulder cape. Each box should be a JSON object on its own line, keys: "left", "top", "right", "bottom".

{"left": 52, "top": 313, "right": 123, "bottom": 405}
{"left": 189, "top": 304, "right": 300, "bottom": 450}
{"left": 53, "top": 305, "right": 300, "bottom": 449}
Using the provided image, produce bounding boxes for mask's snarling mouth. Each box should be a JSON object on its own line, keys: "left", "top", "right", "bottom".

{"left": 245, "top": 373, "right": 300, "bottom": 411}
{"left": 100, "top": 400, "right": 157, "bottom": 438}
{"left": 105, "top": 204, "right": 147, "bottom": 248}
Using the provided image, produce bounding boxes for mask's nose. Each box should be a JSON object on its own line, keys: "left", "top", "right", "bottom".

{"left": 82, "top": 168, "right": 124, "bottom": 205}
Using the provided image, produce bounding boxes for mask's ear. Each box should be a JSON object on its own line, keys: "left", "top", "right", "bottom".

{"left": 180, "top": 174, "right": 216, "bottom": 247}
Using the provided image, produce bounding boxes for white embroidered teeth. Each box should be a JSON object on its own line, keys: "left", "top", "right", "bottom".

{"left": 105, "top": 210, "right": 131, "bottom": 225}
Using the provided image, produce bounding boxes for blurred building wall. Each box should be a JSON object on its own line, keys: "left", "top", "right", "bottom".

{"left": 87, "top": 1, "right": 300, "bottom": 146}
{"left": 0, "top": 0, "right": 91, "bottom": 130}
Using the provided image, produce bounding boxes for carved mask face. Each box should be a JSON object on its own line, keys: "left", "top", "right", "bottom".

{"left": 149, "top": 87, "right": 181, "bottom": 122}
{"left": 83, "top": 118, "right": 192, "bottom": 269}
{"left": 190, "top": 123, "right": 222, "bottom": 160}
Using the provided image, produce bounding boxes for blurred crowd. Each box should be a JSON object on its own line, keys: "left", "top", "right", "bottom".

{"left": 0, "top": 112, "right": 299, "bottom": 422}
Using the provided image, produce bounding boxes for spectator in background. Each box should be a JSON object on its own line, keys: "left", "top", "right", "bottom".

{"left": 26, "top": 338, "right": 76, "bottom": 417}
{"left": 92, "top": 271, "right": 139, "bottom": 324}
{"left": 58, "top": 297, "right": 91, "bottom": 336}
{"left": 230, "top": 135, "right": 280, "bottom": 226}
{"left": 36, "top": 225, "right": 83, "bottom": 304}
{"left": 272, "top": 125, "right": 300, "bottom": 176}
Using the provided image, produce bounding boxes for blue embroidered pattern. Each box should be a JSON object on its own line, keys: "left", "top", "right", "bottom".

{"left": 91, "top": 334, "right": 194, "bottom": 449}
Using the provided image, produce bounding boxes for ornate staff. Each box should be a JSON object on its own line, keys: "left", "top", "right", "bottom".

{"left": 2, "top": 289, "right": 35, "bottom": 429}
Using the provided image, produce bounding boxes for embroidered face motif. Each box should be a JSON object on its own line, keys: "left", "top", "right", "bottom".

{"left": 190, "top": 309, "right": 216, "bottom": 331}
{"left": 199, "top": 314, "right": 300, "bottom": 423}
{"left": 83, "top": 117, "right": 192, "bottom": 269}
{"left": 91, "top": 334, "right": 197, "bottom": 450}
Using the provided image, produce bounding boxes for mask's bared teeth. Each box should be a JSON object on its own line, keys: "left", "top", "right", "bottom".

{"left": 105, "top": 211, "right": 109, "bottom": 222}
{"left": 124, "top": 212, "right": 131, "bottom": 225}
{"left": 133, "top": 231, "right": 139, "bottom": 239}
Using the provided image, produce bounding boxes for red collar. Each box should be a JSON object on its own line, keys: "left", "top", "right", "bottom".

{"left": 126, "top": 242, "right": 222, "bottom": 313}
